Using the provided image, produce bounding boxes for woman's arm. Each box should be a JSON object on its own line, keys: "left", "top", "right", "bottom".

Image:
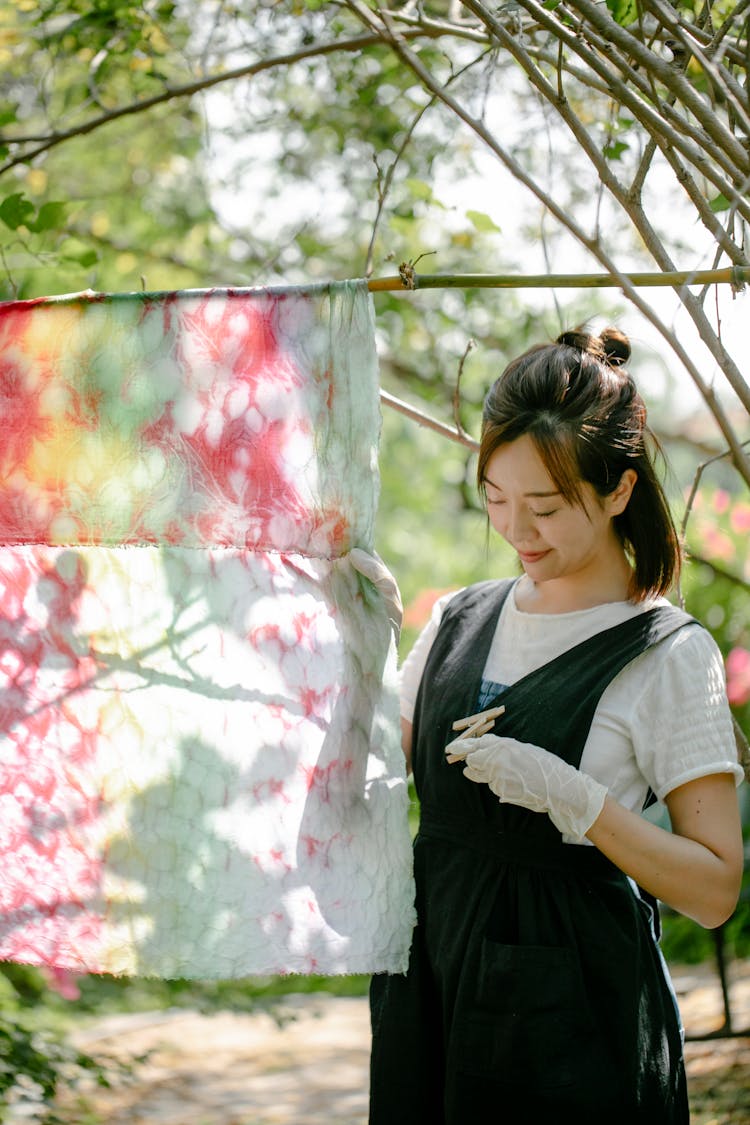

{"left": 456, "top": 732, "right": 743, "bottom": 928}
{"left": 586, "top": 772, "right": 743, "bottom": 928}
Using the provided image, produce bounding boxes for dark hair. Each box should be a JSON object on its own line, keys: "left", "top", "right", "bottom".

{"left": 478, "top": 326, "right": 681, "bottom": 601}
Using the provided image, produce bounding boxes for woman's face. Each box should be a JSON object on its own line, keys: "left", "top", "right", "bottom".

{"left": 482, "top": 433, "right": 633, "bottom": 589}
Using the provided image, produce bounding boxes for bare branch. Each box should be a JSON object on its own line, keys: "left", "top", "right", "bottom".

{"left": 676, "top": 438, "right": 750, "bottom": 607}
{"left": 513, "top": 0, "right": 750, "bottom": 220}
{"left": 463, "top": 0, "right": 750, "bottom": 423}
{"left": 0, "top": 28, "right": 446, "bottom": 176}
{"left": 347, "top": 1, "right": 750, "bottom": 484}
{"left": 679, "top": 440, "right": 750, "bottom": 541}
{"left": 365, "top": 101, "right": 433, "bottom": 277}
{"left": 380, "top": 389, "right": 479, "bottom": 451}
{"left": 643, "top": 0, "right": 750, "bottom": 137}
{"left": 684, "top": 551, "right": 750, "bottom": 593}
{"left": 363, "top": 44, "right": 494, "bottom": 276}
{"left": 564, "top": 0, "right": 750, "bottom": 171}
{"left": 452, "top": 338, "right": 475, "bottom": 440}
{"left": 645, "top": 143, "right": 747, "bottom": 268}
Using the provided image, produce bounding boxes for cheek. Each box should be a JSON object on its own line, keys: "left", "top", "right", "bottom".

{"left": 486, "top": 507, "right": 507, "bottom": 537}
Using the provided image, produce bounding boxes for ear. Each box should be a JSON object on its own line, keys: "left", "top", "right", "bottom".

{"left": 607, "top": 468, "right": 637, "bottom": 516}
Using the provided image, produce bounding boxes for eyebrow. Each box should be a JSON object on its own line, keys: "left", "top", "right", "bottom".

{"left": 482, "top": 476, "right": 561, "bottom": 499}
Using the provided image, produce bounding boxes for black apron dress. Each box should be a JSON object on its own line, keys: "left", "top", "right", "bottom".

{"left": 369, "top": 579, "right": 693, "bottom": 1125}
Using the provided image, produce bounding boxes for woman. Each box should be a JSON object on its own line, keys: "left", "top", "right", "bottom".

{"left": 366, "top": 328, "right": 744, "bottom": 1124}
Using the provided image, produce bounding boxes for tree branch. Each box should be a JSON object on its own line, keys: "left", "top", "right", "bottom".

{"left": 365, "top": 101, "right": 433, "bottom": 278}
{"left": 565, "top": 0, "right": 750, "bottom": 171}
{"left": 515, "top": 0, "right": 750, "bottom": 219}
{"left": 380, "top": 388, "right": 479, "bottom": 452}
{"left": 0, "top": 27, "right": 446, "bottom": 176}
{"left": 643, "top": 0, "right": 750, "bottom": 138}
{"left": 363, "top": 44, "right": 494, "bottom": 276}
{"left": 684, "top": 550, "right": 750, "bottom": 593}
{"left": 348, "top": 1, "right": 750, "bottom": 485}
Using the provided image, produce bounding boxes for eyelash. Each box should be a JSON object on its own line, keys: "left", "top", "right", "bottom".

{"left": 486, "top": 499, "right": 558, "bottom": 518}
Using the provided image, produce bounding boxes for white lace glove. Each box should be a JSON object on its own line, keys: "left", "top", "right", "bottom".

{"left": 447, "top": 733, "right": 608, "bottom": 842}
{"left": 349, "top": 548, "right": 403, "bottom": 641}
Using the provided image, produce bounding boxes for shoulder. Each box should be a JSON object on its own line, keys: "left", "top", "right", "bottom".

{"left": 603, "top": 605, "right": 729, "bottom": 720}
{"left": 613, "top": 610, "right": 726, "bottom": 705}
{"left": 608, "top": 615, "right": 741, "bottom": 798}
{"left": 440, "top": 578, "right": 515, "bottom": 623}
{"left": 636, "top": 612, "right": 724, "bottom": 679}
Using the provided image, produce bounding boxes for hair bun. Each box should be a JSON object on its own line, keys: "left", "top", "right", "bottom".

{"left": 556, "top": 329, "right": 597, "bottom": 354}
{"left": 599, "top": 326, "right": 630, "bottom": 367}
{"left": 556, "top": 326, "right": 630, "bottom": 368}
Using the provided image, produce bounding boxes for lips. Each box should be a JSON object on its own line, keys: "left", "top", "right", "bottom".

{"left": 518, "top": 549, "right": 551, "bottom": 564}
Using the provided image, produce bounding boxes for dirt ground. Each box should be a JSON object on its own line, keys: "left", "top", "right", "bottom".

{"left": 39, "top": 959, "right": 750, "bottom": 1125}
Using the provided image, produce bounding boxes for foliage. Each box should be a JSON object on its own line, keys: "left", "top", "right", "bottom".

{"left": 0, "top": 2, "right": 746, "bottom": 455}
{"left": 0, "top": 967, "right": 118, "bottom": 1123}
{"left": 0, "top": 1015, "right": 118, "bottom": 1124}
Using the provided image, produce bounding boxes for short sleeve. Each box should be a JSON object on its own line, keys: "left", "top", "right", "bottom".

{"left": 631, "top": 624, "right": 744, "bottom": 799}
{"left": 399, "top": 590, "right": 461, "bottom": 723}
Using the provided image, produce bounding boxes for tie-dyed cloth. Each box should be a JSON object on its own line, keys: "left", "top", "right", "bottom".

{"left": 0, "top": 281, "right": 415, "bottom": 978}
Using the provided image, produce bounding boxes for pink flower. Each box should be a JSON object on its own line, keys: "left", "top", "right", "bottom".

{"left": 403, "top": 588, "right": 458, "bottom": 630}
{"left": 41, "top": 966, "right": 82, "bottom": 1001}
{"left": 730, "top": 502, "right": 750, "bottom": 535}
{"left": 701, "top": 526, "right": 736, "bottom": 561}
{"left": 726, "top": 647, "right": 750, "bottom": 707}
{"left": 713, "top": 489, "right": 730, "bottom": 514}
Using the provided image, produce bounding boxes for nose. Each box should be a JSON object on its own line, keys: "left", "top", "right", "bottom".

{"left": 507, "top": 505, "right": 538, "bottom": 546}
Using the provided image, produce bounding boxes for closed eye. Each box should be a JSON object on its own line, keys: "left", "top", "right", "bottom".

{"left": 531, "top": 509, "right": 559, "bottom": 518}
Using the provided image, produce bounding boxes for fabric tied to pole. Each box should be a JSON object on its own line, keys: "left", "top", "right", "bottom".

{"left": 0, "top": 281, "right": 415, "bottom": 978}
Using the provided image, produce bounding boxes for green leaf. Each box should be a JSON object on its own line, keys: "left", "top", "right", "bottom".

{"left": 709, "top": 193, "right": 731, "bottom": 213}
{"left": 603, "top": 140, "right": 629, "bottom": 160}
{"left": 605, "top": 0, "right": 638, "bottom": 25}
{"left": 27, "top": 201, "right": 67, "bottom": 233}
{"left": 405, "top": 178, "right": 433, "bottom": 202}
{"left": 466, "top": 209, "right": 501, "bottom": 234}
{"left": 0, "top": 193, "right": 35, "bottom": 230}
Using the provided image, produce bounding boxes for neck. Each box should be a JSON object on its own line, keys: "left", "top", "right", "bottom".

{"left": 516, "top": 553, "right": 635, "bottom": 614}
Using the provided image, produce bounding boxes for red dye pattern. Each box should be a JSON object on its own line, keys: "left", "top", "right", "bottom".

{"left": 302, "top": 760, "right": 347, "bottom": 800}
{"left": 0, "top": 548, "right": 106, "bottom": 963}
{"left": 0, "top": 291, "right": 336, "bottom": 550}
{"left": 298, "top": 686, "right": 335, "bottom": 722}
{"left": 251, "top": 777, "right": 291, "bottom": 806}
{"left": 171, "top": 295, "right": 314, "bottom": 548}
{"left": 0, "top": 358, "right": 51, "bottom": 474}
{"left": 298, "top": 833, "right": 343, "bottom": 871}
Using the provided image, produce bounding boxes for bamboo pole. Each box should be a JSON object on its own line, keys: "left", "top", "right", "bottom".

{"left": 374, "top": 264, "right": 750, "bottom": 450}
{"left": 368, "top": 265, "right": 750, "bottom": 291}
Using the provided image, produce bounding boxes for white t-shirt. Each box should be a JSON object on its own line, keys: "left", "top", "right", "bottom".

{"left": 400, "top": 581, "right": 743, "bottom": 815}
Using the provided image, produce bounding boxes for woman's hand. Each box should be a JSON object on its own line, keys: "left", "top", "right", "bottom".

{"left": 349, "top": 548, "right": 403, "bottom": 641}
{"left": 447, "top": 733, "right": 607, "bottom": 842}
{"left": 447, "top": 732, "right": 743, "bottom": 928}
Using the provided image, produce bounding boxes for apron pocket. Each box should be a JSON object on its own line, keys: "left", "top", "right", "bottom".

{"left": 452, "top": 937, "right": 611, "bottom": 1093}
